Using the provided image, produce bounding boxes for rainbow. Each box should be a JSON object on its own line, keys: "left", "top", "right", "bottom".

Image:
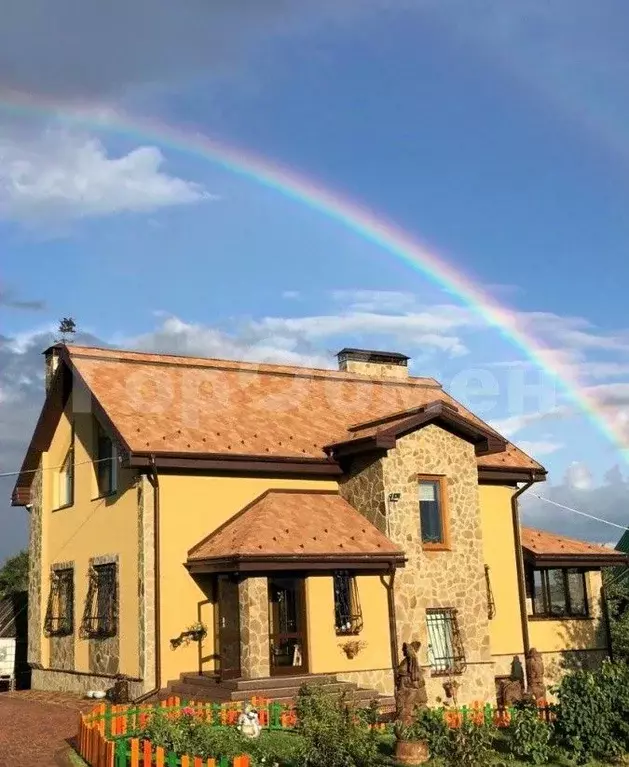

{"left": 1, "top": 89, "right": 626, "bottom": 459}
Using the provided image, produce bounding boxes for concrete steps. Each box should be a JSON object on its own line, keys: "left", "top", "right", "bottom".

{"left": 161, "top": 672, "right": 394, "bottom": 710}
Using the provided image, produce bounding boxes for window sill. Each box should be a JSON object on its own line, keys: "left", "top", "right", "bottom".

{"left": 52, "top": 502, "right": 74, "bottom": 512}
{"left": 528, "top": 614, "right": 591, "bottom": 621}
{"left": 422, "top": 543, "right": 451, "bottom": 552}
{"left": 91, "top": 491, "right": 118, "bottom": 502}
{"left": 430, "top": 668, "right": 465, "bottom": 678}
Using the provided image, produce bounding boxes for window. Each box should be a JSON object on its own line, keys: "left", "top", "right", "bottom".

{"left": 95, "top": 422, "right": 117, "bottom": 497}
{"left": 44, "top": 568, "right": 74, "bottom": 636}
{"left": 418, "top": 476, "right": 448, "bottom": 547}
{"left": 529, "top": 567, "right": 589, "bottom": 618}
{"left": 426, "top": 608, "right": 466, "bottom": 674}
{"left": 57, "top": 445, "right": 74, "bottom": 508}
{"left": 333, "top": 571, "right": 363, "bottom": 635}
{"left": 82, "top": 563, "right": 117, "bottom": 637}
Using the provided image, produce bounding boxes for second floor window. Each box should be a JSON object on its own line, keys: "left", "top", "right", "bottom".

{"left": 95, "top": 422, "right": 117, "bottom": 497}
{"left": 58, "top": 446, "right": 74, "bottom": 508}
{"left": 528, "top": 567, "right": 589, "bottom": 618}
{"left": 333, "top": 571, "right": 363, "bottom": 635}
{"left": 82, "top": 563, "right": 117, "bottom": 638}
{"left": 418, "top": 476, "right": 448, "bottom": 548}
{"left": 44, "top": 568, "right": 74, "bottom": 636}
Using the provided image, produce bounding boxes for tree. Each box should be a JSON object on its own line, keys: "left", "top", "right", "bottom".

{"left": 0, "top": 550, "right": 29, "bottom": 598}
{"left": 604, "top": 569, "right": 629, "bottom": 661}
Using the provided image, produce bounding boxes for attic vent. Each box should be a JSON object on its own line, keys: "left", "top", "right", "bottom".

{"left": 336, "top": 348, "right": 409, "bottom": 379}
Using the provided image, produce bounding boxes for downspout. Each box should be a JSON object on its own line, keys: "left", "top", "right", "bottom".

{"left": 135, "top": 455, "right": 161, "bottom": 703}
{"left": 511, "top": 474, "right": 535, "bottom": 659}
{"left": 601, "top": 580, "right": 614, "bottom": 662}
{"left": 384, "top": 562, "right": 400, "bottom": 678}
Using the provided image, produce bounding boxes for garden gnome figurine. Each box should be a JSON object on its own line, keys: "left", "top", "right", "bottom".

{"left": 525, "top": 648, "right": 546, "bottom": 702}
{"left": 395, "top": 641, "right": 428, "bottom": 725}
{"left": 237, "top": 704, "right": 261, "bottom": 739}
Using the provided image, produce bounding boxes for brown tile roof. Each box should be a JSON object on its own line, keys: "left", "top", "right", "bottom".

{"left": 62, "top": 344, "right": 543, "bottom": 473}
{"left": 186, "top": 489, "right": 404, "bottom": 570}
{"left": 521, "top": 526, "right": 628, "bottom": 565}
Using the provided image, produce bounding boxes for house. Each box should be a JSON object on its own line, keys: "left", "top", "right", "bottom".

{"left": 0, "top": 593, "right": 29, "bottom": 691}
{"left": 12, "top": 344, "right": 628, "bottom": 703}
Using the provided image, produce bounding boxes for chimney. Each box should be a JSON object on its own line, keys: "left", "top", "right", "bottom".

{"left": 44, "top": 344, "right": 63, "bottom": 392}
{"left": 336, "top": 348, "right": 410, "bottom": 379}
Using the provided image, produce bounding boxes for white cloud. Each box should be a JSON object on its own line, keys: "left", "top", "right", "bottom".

{"left": 0, "top": 130, "right": 210, "bottom": 223}
{"left": 517, "top": 440, "right": 564, "bottom": 457}
{"left": 490, "top": 406, "right": 571, "bottom": 438}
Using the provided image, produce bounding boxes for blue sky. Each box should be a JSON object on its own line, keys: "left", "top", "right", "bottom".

{"left": 2, "top": 0, "right": 629, "bottom": 559}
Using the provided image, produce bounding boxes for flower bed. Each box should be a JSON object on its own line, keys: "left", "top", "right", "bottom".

{"left": 77, "top": 696, "right": 298, "bottom": 767}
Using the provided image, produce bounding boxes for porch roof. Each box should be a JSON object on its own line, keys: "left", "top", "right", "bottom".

{"left": 521, "top": 526, "right": 629, "bottom": 568}
{"left": 185, "top": 489, "right": 405, "bottom": 573}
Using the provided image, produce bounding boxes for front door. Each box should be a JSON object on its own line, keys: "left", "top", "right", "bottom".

{"left": 216, "top": 575, "right": 241, "bottom": 680}
{"left": 268, "top": 575, "right": 308, "bottom": 676}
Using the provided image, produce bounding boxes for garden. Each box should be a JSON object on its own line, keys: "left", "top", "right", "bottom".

{"left": 76, "top": 660, "right": 629, "bottom": 767}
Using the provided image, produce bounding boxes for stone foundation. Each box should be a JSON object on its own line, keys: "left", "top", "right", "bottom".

{"left": 32, "top": 668, "right": 145, "bottom": 699}
{"left": 336, "top": 668, "right": 395, "bottom": 697}
{"left": 49, "top": 635, "right": 74, "bottom": 670}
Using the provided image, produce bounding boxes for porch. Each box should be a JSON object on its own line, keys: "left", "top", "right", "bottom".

{"left": 182, "top": 489, "right": 405, "bottom": 693}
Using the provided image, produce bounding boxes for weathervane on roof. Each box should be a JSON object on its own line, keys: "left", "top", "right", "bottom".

{"left": 56, "top": 317, "right": 77, "bottom": 345}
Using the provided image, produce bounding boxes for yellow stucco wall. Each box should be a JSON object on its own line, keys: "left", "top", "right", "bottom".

{"left": 42, "top": 393, "right": 140, "bottom": 677}
{"left": 305, "top": 574, "right": 391, "bottom": 675}
{"left": 479, "top": 485, "right": 524, "bottom": 658}
{"left": 157, "top": 475, "right": 338, "bottom": 684}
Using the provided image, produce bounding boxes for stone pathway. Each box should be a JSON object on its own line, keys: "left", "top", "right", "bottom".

{"left": 0, "top": 691, "right": 94, "bottom": 766}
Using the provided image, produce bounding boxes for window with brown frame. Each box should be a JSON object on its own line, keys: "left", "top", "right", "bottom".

{"left": 44, "top": 568, "right": 74, "bottom": 637}
{"left": 418, "top": 476, "right": 449, "bottom": 548}
{"left": 526, "top": 567, "right": 589, "bottom": 618}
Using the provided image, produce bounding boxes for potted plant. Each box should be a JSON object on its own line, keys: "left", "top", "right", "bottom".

{"left": 394, "top": 715, "right": 430, "bottom": 765}
{"left": 339, "top": 639, "right": 367, "bottom": 659}
{"left": 170, "top": 621, "right": 208, "bottom": 649}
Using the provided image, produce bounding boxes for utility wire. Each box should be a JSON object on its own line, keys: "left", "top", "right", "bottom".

{"left": 529, "top": 493, "right": 629, "bottom": 534}
{"left": 0, "top": 455, "right": 119, "bottom": 479}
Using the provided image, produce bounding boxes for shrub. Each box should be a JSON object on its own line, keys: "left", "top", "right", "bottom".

{"left": 295, "top": 684, "right": 383, "bottom": 767}
{"left": 553, "top": 661, "right": 623, "bottom": 763}
{"left": 247, "top": 731, "right": 307, "bottom": 767}
{"left": 442, "top": 717, "right": 496, "bottom": 767}
{"left": 505, "top": 700, "right": 553, "bottom": 764}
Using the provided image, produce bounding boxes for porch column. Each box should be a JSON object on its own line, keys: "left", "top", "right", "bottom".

{"left": 238, "top": 576, "right": 270, "bottom": 679}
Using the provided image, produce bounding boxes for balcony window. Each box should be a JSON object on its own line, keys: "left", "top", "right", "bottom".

{"left": 57, "top": 445, "right": 74, "bottom": 508}
{"left": 529, "top": 567, "right": 589, "bottom": 618}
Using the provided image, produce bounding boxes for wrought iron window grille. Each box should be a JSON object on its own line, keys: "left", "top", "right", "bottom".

{"left": 426, "top": 607, "right": 466, "bottom": 675}
{"left": 81, "top": 563, "right": 117, "bottom": 639}
{"left": 333, "top": 571, "right": 363, "bottom": 635}
{"left": 44, "top": 568, "right": 74, "bottom": 637}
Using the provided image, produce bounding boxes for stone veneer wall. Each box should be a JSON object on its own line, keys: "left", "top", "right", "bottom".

{"left": 342, "top": 424, "right": 495, "bottom": 705}
{"left": 541, "top": 649, "right": 608, "bottom": 700}
{"left": 31, "top": 668, "right": 145, "bottom": 699}
{"left": 336, "top": 668, "right": 395, "bottom": 697}
{"left": 137, "top": 476, "right": 156, "bottom": 692}
{"left": 339, "top": 454, "right": 387, "bottom": 534}
{"left": 27, "top": 465, "right": 44, "bottom": 670}
{"left": 338, "top": 360, "right": 409, "bottom": 379}
{"left": 239, "top": 577, "right": 270, "bottom": 679}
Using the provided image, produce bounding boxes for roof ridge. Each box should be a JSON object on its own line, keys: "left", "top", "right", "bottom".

{"left": 63, "top": 344, "right": 443, "bottom": 388}
{"left": 522, "top": 525, "right": 613, "bottom": 550}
